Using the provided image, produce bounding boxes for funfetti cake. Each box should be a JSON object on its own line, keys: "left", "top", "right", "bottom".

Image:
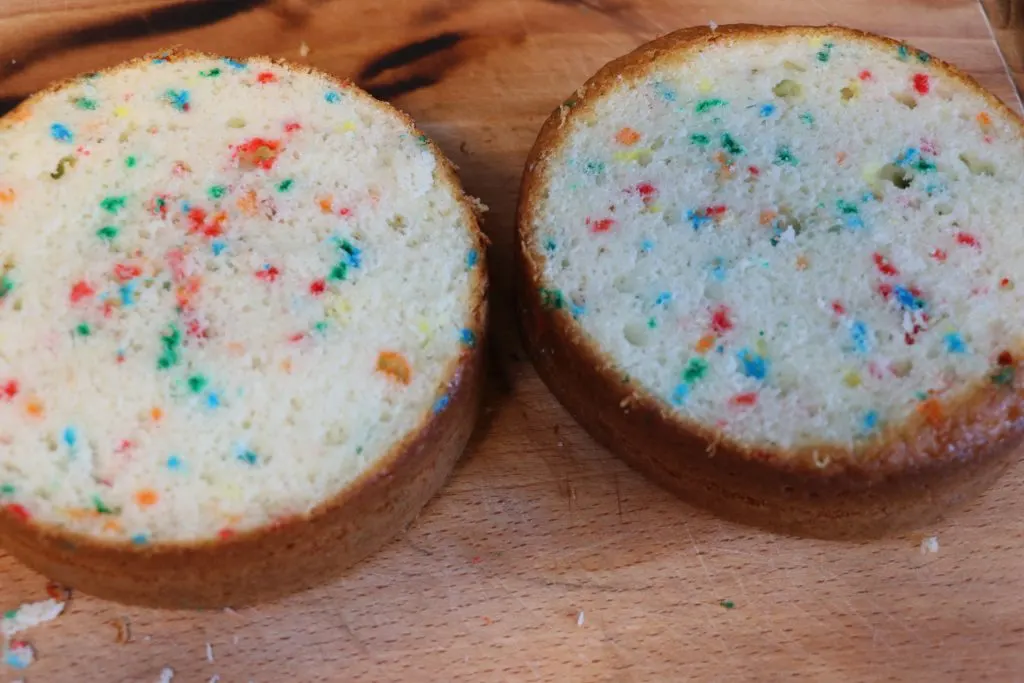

{"left": 517, "top": 25, "right": 1024, "bottom": 538}
{"left": 0, "top": 49, "right": 487, "bottom": 607}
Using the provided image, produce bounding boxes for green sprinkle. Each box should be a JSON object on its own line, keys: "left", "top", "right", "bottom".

{"left": 816, "top": 42, "right": 834, "bottom": 63}
{"left": 416, "top": 134, "right": 429, "bottom": 146}
{"left": 329, "top": 262, "right": 348, "bottom": 281}
{"left": 917, "top": 50, "right": 931, "bottom": 63}
{"left": 200, "top": 67, "right": 222, "bottom": 77}
{"left": 92, "top": 495, "right": 116, "bottom": 515}
{"left": 544, "top": 238, "right": 557, "bottom": 252}
{"left": 314, "top": 321, "right": 328, "bottom": 333}
{"left": 799, "top": 112, "right": 814, "bottom": 127}
{"left": 720, "top": 133, "right": 744, "bottom": 156}
{"left": 992, "top": 367, "right": 1015, "bottom": 385}
{"left": 125, "top": 155, "right": 137, "bottom": 168}
{"left": 563, "top": 96, "right": 578, "bottom": 109}
{"left": 50, "top": 155, "right": 77, "bottom": 180}
{"left": 836, "top": 199, "right": 859, "bottom": 215}
{"left": 75, "top": 323, "right": 91, "bottom": 336}
{"left": 695, "top": 98, "right": 727, "bottom": 114}
{"left": 774, "top": 146, "right": 798, "bottom": 166}
{"left": 690, "top": 133, "right": 710, "bottom": 146}
{"left": 914, "top": 158, "right": 936, "bottom": 173}
{"left": 4, "top": 609, "right": 17, "bottom": 619}
{"left": 0, "top": 275, "right": 13, "bottom": 299}
{"left": 73, "top": 97, "right": 97, "bottom": 110}
{"left": 539, "top": 288, "right": 565, "bottom": 310}
{"left": 157, "top": 324, "right": 181, "bottom": 370}
{"left": 187, "top": 375, "right": 208, "bottom": 393}
{"left": 100, "top": 196, "right": 127, "bottom": 214}
{"left": 682, "top": 357, "right": 709, "bottom": 383}
{"left": 720, "top": 599, "right": 735, "bottom": 609}
{"left": 583, "top": 160, "right": 605, "bottom": 175}
{"left": 277, "top": 178, "right": 294, "bottom": 192}
{"left": 96, "top": 226, "right": 119, "bottom": 241}
{"left": 647, "top": 317, "right": 657, "bottom": 329}
{"left": 897, "top": 44, "right": 910, "bottom": 61}
{"left": 208, "top": 185, "right": 227, "bottom": 199}
{"left": 0, "top": 483, "right": 14, "bottom": 496}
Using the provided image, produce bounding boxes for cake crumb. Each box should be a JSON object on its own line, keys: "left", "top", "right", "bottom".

{"left": 158, "top": 667, "right": 175, "bottom": 683}
{"left": 299, "top": 41, "right": 310, "bottom": 57}
{"left": 576, "top": 610, "right": 585, "bottom": 626}
{"left": 2, "top": 598, "right": 65, "bottom": 638}
{"left": 920, "top": 536, "right": 939, "bottom": 554}
{"left": 709, "top": 20, "right": 718, "bottom": 31}
{"left": 3, "top": 640, "right": 34, "bottom": 669}
{"left": 206, "top": 642, "right": 215, "bottom": 662}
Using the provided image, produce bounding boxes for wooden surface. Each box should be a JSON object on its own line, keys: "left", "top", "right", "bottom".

{"left": 2, "top": 1, "right": 1023, "bottom": 681}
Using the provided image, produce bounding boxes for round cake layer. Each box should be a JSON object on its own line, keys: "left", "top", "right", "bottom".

{"left": 524, "top": 27, "right": 1024, "bottom": 453}
{"left": 0, "top": 53, "right": 482, "bottom": 544}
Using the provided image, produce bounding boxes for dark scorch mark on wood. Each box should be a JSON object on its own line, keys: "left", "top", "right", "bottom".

{"left": 357, "top": 32, "right": 466, "bottom": 101}
{"left": 0, "top": 0, "right": 278, "bottom": 82}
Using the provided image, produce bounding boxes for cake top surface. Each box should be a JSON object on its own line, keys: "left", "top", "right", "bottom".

{"left": 524, "top": 27, "right": 1024, "bottom": 454}
{"left": 0, "top": 52, "right": 482, "bottom": 544}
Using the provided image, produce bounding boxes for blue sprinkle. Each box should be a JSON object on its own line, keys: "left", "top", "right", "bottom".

{"left": 640, "top": 239, "right": 654, "bottom": 253}
{"left": 944, "top": 332, "right": 967, "bottom": 354}
{"left": 687, "top": 209, "right": 712, "bottom": 231}
{"left": 212, "top": 240, "right": 227, "bottom": 256}
{"left": 325, "top": 91, "right": 341, "bottom": 103}
{"left": 861, "top": 192, "right": 875, "bottom": 202}
{"left": 4, "top": 646, "right": 32, "bottom": 669}
{"left": 119, "top": 282, "right": 136, "bottom": 306}
{"left": 845, "top": 215, "right": 865, "bottom": 230}
{"left": 181, "top": 201, "right": 192, "bottom": 213}
{"left": 654, "top": 291, "right": 672, "bottom": 306}
{"left": 544, "top": 238, "right": 557, "bottom": 252}
{"left": 223, "top": 57, "right": 246, "bottom": 70}
{"left": 50, "top": 123, "right": 73, "bottom": 143}
{"left": 671, "top": 383, "right": 690, "bottom": 406}
{"left": 653, "top": 81, "right": 677, "bottom": 102}
{"left": 737, "top": 349, "right": 768, "bottom": 380}
{"left": 570, "top": 303, "right": 586, "bottom": 319}
{"left": 851, "top": 321, "right": 871, "bottom": 353}
{"left": 433, "top": 395, "right": 450, "bottom": 413}
{"left": 716, "top": 345, "right": 725, "bottom": 354}
{"left": 164, "top": 89, "right": 190, "bottom": 112}
{"left": 710, "top": 258, "right": 727, "bottom": 281}
{"left": 151, "top": 57, "right": 169, "bottom": 65}
{"left": 466, "top": 249, "right": 479, "bottom": 268}
{"left": 459, "top": 328, "right": 476, "bottom": 347}
{"left": 896, "top": 147, "right": 919, "bottom": 166}
{"left": 237, "top": 450, "right": 258, "bottom": 465}
{"left": 62, "top": 427, "right": 77, "bottom": 448}
{"left": 131, "top": 533, "right": 149, "bottom": 545}
{"left": 862, "top": 410, "right": 879, "bottom": 431}
{"left": 207, "top": 392, "right": 221, "bottom": 408}
{"left": 893, "top": 285, "right": 923, "bottom": 310}
{"left": 166, "top": 454, "right": 183, "bottom": 470}
{"left": 759, "top": 103, "right": 776, "bottom": 117}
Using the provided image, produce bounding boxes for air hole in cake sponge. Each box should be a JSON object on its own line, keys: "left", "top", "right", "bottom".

{"left": 772, "top": 79, "right": 803, "bottom": 99}
{"left": 624, "top": 322, "right": 652, "bottom": 347}
{"left": 878, "top": 164, "right": 913, "bottom": 189}
{"left": 959, "top": 152, "right": 995, "bottom": 176}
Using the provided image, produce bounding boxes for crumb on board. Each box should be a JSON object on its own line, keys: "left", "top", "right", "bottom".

{"left": 209, "top": 676, "right": 221, "bottom": 683}
{"left": 299, "top": 41, "right": 310, "bottom": 57}
{"left": 109, "top": 617, "right": 133, "bottom": 644}
{"left": 920, "top": 536, "right": 939, "bottom": 554}
{"left": 158, "top": 666, "right": 175, "bottom": 683}
{"left": 720, "top": 599, "right": 735, "bottom": 609}
{"left": 206, "top": 642, "right": 215, "bottom": 662}
{"left": 576, "top": 610, "right": 585, "bottom": 626}
{"left": 709, "top": 20, "right": 718, "bottom": 31}
{"left": 2, "top": 598, "right": 65, "bottom": 638}
{"left": 3, "top": 640, "right": 34, "bottom": 669}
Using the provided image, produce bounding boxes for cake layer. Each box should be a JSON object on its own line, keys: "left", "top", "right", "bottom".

{"left": 0, "top": 52, "right": 483, "bottom": 544}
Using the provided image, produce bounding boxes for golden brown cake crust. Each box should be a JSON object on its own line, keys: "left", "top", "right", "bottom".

{"left": 516, "top": 25, "right": 1024, "bottom": 538}
{"left": 0, "top": 48, "right": 488, "bottom": 607}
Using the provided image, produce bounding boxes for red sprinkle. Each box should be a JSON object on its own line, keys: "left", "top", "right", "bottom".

{"left": 1, "top": 380, "right": 18, "bottom": 400}
{"left": 634, "top": 182, "right": 656, "bottom": 197}
{"left": 587, "top": 217, "right": 616, "bottom": 233}
{"left": 912, "top": 73, "right": 930, "bottom": 95}
{"left": 872, "top": 252, "right": 899, "bottom": 277}
{"left": 69, "top": 280, "right": 95, "bottom": 304}
{"left": 878, "top": 283, "right": 893, "bottom": 299}
{"left": 747, "top": 166, "right": 760, "bottom": 176}
{"left": 233, "top": 137, "right": 282, "bottom": 170}
{"left": 831, "top": 300, "right": 846, "bottom": 315}
{"left": 218, "top": 528, "right": 236, "bottom": 540}
{"left": 955, "top": 232, "right": 980, "bottom": 248}
{"left": 730, "top": 392, "right": 758, "bottom": 407}
{"left": 710, "top": 305, "right": 733, "bottom": 334}
{"left": 288, "top": 332, "right": 306, "bottom": 343}
{"left": 930, "top": 249, "right": 947, "bottom": 262}
{"left": 284, "top": 121, "right": 302, "bottom": 133}
{"left": 5, "top": 503, "right": 30, "bottom": 522}
{"left": 858, "top": 69, "right": 873, "bottom": 81}
{"left": 256, "top": 71, "right": 277, "bottom": 84}
{"left": 113, "top": 263, "right": 142, "bottom": 282}
{"left": 310, "top": 279, "right": 326, "bottom": 295}
{"left": 706, "top": 205, "right": 728, "bottom": 216}
{"left": 255, "top": 265, "right": 280, "bottom": 283}
{"left": 998, "top": 351, "right": 1014, "bottom": 366}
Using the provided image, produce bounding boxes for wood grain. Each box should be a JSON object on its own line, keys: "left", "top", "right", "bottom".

{"left": 2, "top": 0, "right": 1023, "bottom": 681}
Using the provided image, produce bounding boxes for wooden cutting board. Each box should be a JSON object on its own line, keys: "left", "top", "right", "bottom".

{"left": 1, "top": 1, "right": 1022, "bottom": 680}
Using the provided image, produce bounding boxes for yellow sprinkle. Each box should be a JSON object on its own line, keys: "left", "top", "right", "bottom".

{"left": 697, "top": 78, "right": 713, "bottom": 93}
{"left": 808, "top": 37, "right": 824, "bottom": 48}
{"left": 113, "top": 105, "right": 130, "bottom": 118}
{"left": 341, "top": 120, "right": 357, "bottom": 132}
{"left": 325, "top": 296, "right": 351, "bottom": 323}
{"left": 843, "top": 370, "right": 861, "bottom": 387}
{"left": 755, "top": 339, "right": 769, "bottom": 355}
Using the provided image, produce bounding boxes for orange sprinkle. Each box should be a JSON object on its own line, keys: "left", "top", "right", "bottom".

{"left": 977, "top": 111, "right": 992, "bottom": 126}
{"left": 65, "top": 507, "right": 100, "bottom": 520}
{"left": 0, "top": 188, "right": 15, "bottom": 205}
{"left": 917, "top": 398, "right": 943, "bottom": 426}
{"left": 237, "top": 189, "right": 258, "bottom": 216}
{"left": 376, "top": 350, "right": 412, "bottom": 385}
{"left": 317, "top": 194, "right": 334, "bottom": 213}
{"left": 615, "top": 127, "right": 641, "bottom": 146}
{"left": 280, "top": 358, "right": 293, "bottom": 373}
{"left": 150, "top": 406, "right": 164, "bottom": 422}
{"left": 795, "top": 254, "right": 810, "bottom": 270}
{"left": 836, "top": 151, "right": 847, "bottom": 165}
{"left": 135, "top": 489, "right": 159, "bottom": 508}
{"left": 695, "top": 335, "right": 716, "bottom": 353}
{"left": 102, "top": 519, "right": 124, "bottom": 533}
{"left": 25, "top": 399, "right": 44, "bottom": 417}
{"left": 759, "top": 210, "right": 777, "bottom": 225}
{"left": 227, "top": 342, "right": 246, "bottom": 356}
